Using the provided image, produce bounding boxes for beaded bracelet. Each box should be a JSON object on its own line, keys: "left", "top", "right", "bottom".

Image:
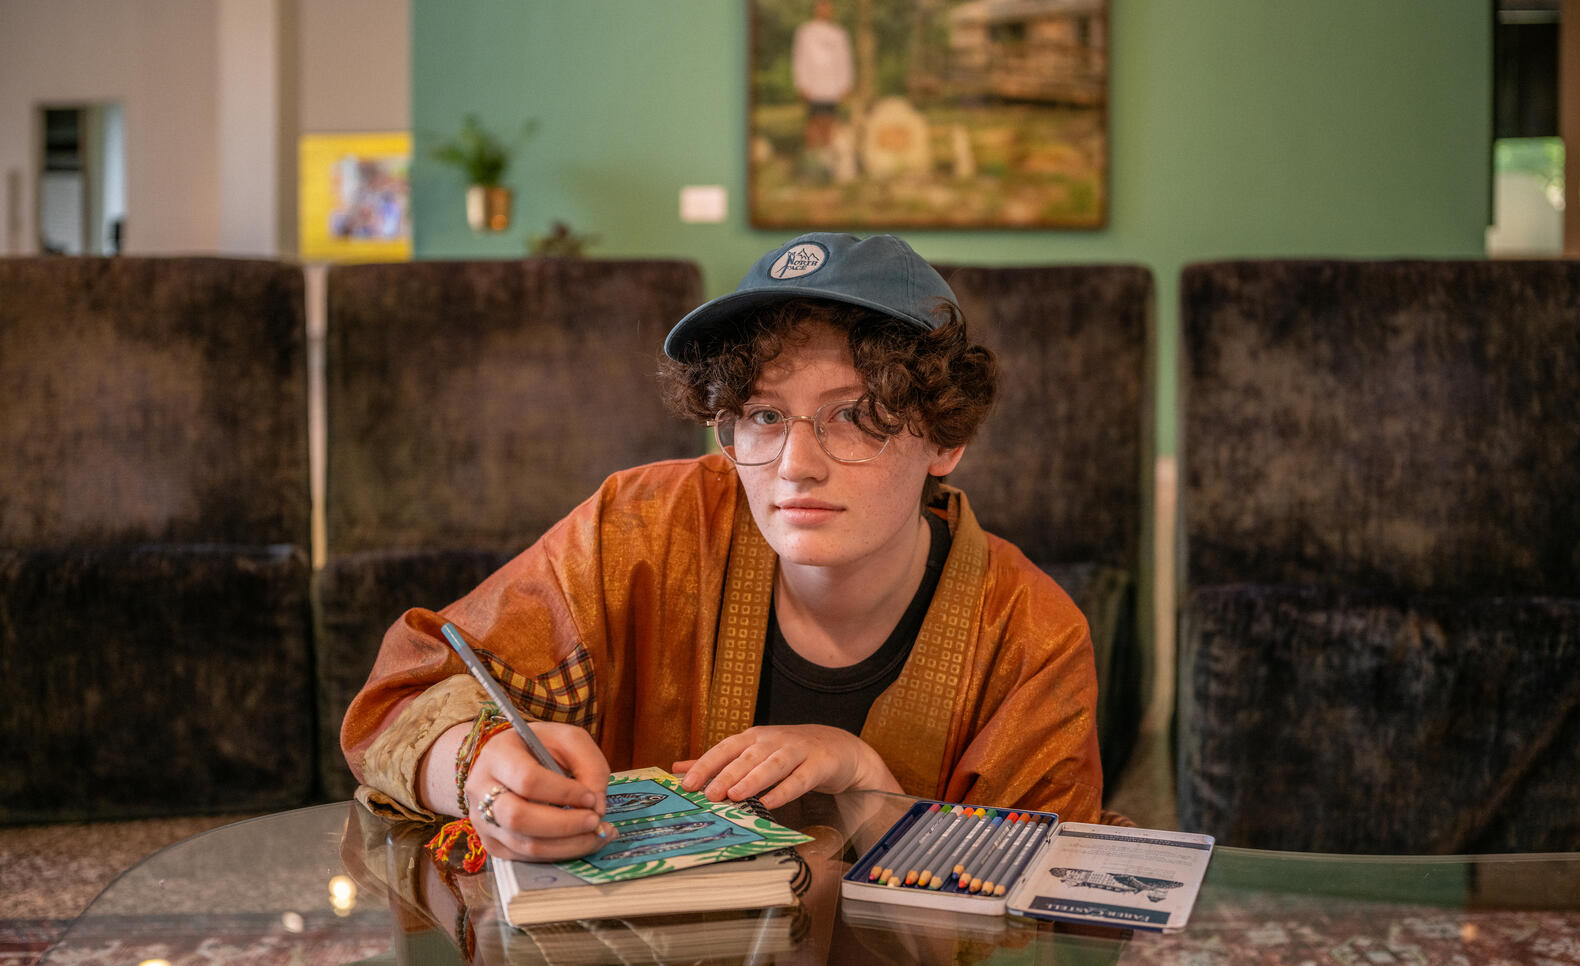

{"left": 455, "top": 705, "right": 511, "bottom": 816}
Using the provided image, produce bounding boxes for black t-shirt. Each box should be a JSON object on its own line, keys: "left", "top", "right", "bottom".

{"left": 754, "top": 510, "right": 952, "bottom": 733}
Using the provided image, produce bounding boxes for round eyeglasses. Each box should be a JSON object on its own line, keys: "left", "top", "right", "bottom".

{"left": 711, "top": 399, "right": 892, "bottom": 465}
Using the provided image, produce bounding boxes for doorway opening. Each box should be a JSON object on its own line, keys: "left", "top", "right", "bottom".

{"left": 1489, "top": 0, "right": 1563, "bottom": 255}
{"left": 38, "top": 102, "right": 126, "bottom": 255}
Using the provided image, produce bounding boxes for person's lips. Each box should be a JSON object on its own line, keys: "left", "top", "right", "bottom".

{"left": 775, "top": 498, "right": 842, "bottom": 524}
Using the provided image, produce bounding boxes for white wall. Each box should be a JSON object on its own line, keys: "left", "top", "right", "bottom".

{"left": 299, "top": 0, "right": 409, "bottom": 134}
{"left": 0, "top": 0, "right": 408, "bottom": 257}
{"left": 218, "top": 0, "right": 291, "bottom": 256}
{"left": 0, "top": 0, "right": 220, "bottom": 255}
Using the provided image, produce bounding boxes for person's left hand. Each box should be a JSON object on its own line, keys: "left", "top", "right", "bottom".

{"left": 673, "top": 724, "right": 903, "bottom": 809}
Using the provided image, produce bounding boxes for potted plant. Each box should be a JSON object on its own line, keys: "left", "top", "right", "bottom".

{"left": 431, "top": 114, "right": 532, "bottom": 232}
{"left": 528, "top": 220, "right": 599, "bottom": 258}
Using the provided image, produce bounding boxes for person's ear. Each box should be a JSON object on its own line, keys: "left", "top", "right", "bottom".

{"left": 928, "top": 443, "right": 965, "bottom": 477}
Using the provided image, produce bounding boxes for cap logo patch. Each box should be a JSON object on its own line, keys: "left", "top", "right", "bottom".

{"left": 769, "top": 242, "right": 829, "bottom": 280}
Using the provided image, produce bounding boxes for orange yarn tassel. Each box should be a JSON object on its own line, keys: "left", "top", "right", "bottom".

{"left": 427, "top": 818, "right": 489, "bottom": 874}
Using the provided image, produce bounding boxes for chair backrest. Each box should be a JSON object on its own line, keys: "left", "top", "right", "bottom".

{"left": 1183, "top": 259, "right": 1580, "bottom": 596}
{"left": 0, "top": 255, "right": 313, "bottom": 821}
{"left": 324, "top": 257, "right": 705, "bottom": 555}
{"left": 937, "top": 262, "right": 1153, "bottom": 787}
{"left": 0, "top": 256, "right": 309, "bottom": 547}
{"left": 939, "top": 263, "right": 1151, "bottom": 575}
{"left": 1178, "top": 259, "right": 1580, "bottom": 853}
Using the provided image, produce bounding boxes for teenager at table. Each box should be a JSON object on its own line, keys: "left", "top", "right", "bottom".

{"left": 342, "top": 232, "right": 1104, "bottom": 861}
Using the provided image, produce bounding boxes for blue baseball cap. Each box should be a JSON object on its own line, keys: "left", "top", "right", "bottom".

{"left": 663, "top": 232, "right": 960, "bottom": 361}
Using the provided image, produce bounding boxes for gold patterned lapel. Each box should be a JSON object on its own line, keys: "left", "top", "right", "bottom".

{"left": 861, "top": 489, "right": 989, "bottom": 798}
{"left": 702, "top": 493, "right": 776, "bottom": 750}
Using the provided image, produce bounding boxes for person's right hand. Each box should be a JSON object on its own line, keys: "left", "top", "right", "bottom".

{"left": 462, "top": 722, "right": 615, "bottom": 862}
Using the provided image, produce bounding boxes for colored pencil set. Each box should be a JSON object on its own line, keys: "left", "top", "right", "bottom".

{"left": 844, "top": 801, "right": 1057, "bottom": 907}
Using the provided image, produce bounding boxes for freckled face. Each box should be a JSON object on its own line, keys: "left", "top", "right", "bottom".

{"left": 734, "top": 322, "right": 963, "bottom": 575}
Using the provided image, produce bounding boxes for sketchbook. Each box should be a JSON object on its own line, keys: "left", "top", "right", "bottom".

{"left": 495, "top": 907, "right": 803, "bottom": 965}
{"left": 490, "top": 767, "right": 811, "bottom": 928}
{"left": 841, "top": 801, "right": 1213, "bottom": 932}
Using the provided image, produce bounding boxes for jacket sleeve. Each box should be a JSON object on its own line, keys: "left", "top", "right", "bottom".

{"left": 339, "top": 457, "right": 736, "bottom": 821}
{"left": 340, "top": 491, "right": 612, "bottom": 821}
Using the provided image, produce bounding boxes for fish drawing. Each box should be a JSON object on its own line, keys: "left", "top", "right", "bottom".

{"left": 1048, "top": 868, "right": 1185, "bottom": 903}
{"left": 605, "top": 792, "right": 668, "bottom": 814}
{"left": 611, "top": 820, "right": 711, "bottom": 843}
{"left": 598, "top": 827, "right": 742, "bottom": 862}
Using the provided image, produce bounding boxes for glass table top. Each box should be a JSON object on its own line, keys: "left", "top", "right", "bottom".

{"left": 39, "top": 795, "right": 1580, "bottom": 965}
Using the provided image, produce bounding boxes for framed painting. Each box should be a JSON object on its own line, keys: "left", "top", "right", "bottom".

{"left": 748, "top": 0, "right": 1109, "bottom": 230}
{"left": 298, "top": 131, "right": 412, "bottom": 262}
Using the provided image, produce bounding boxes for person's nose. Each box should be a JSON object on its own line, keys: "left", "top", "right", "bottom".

{"left": 777, "top": 416, "right": 829, "bottom": 481}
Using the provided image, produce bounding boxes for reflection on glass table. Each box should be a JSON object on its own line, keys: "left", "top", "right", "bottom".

{"left": 39, "top": 793, "right": 1580, "bottom": 965}
{"left": 40, "top": 803, "right": 396, "bottom": 965}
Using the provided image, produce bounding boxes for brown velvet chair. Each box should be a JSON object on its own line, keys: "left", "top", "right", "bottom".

{"left": 315, "top": 257, "right": 705, "bottom": 799}
{"left": 0, "top": 256, "right": 313, "bottom": 821}
{"left": 1177, "top": 259, "right": 1580, "bottom": 852}
{"left": 937, "top": 263, "right": 1154, "bottom": 790}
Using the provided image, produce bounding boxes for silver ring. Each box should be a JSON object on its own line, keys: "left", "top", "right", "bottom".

{"left": 479, "top": 784, "right": 505, "bottom": 827}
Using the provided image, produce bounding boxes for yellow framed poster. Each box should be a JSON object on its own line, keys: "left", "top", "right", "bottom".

{"left": 299, "top": 131, "right": 412, "bottom": 262}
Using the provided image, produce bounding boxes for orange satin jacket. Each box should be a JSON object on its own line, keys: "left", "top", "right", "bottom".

{"left": 341, "top": 454, "right": 1103, "bottom": 824}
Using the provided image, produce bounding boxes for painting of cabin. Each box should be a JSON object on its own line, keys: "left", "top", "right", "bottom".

{"left": 748, "top": 0, "right": 1109, "bottom": 229}
{"left": 947, "top": 0, "right": 1106, "bottom": 106}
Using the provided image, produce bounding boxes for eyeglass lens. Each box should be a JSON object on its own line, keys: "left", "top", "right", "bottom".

{"left": 715, "top": 400, "right": 889, "bottom": 465}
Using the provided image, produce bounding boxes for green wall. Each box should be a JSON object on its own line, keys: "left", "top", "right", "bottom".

{"left": 411, "top": 0, "right": 1492, "bottom": 457}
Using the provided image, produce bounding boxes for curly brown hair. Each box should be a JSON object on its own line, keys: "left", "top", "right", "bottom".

{"left": 658, "top": 298, "right": 998, "bottom": 503}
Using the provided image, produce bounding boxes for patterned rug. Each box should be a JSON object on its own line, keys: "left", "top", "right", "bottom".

{"left": 0, "top": 813, "right": 269, "bottom": 966}
{"left": 1126, "top": 893, "right": 1580, "bottom": 965}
